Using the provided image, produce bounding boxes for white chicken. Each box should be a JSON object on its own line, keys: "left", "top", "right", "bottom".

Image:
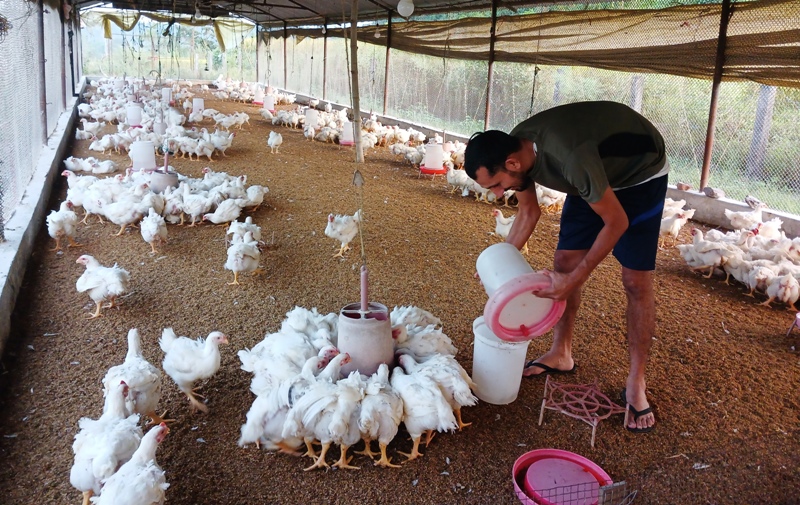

{"left": 390, "top": 305, "right": 442, "bottom": 329}
{"left": 91, "top": 423, "right": 170, "bottom": 505}
{"left": 659, "top": 208, "right": 695, "bottom": 248}
{"left": 75, "top": 255, "right": 131, "bottom": 318}
{"left": 392, "top": 324, "right": 457, "bottom": 360}
{"left": 47, "top": 201, "right": 80, "bottom": 252}
{"left": 227, "top": 216, "right": 262, "bottom": 243}
{"left": 140, "top": 208, "right": 167, "bottom": 255}
{"left": 761, "top": 273, "right": 800, "bottom": 311}
{"left": 238, "top": 352, "right": 336, "bottom": 453}
{"left": 281, "top": 353, "right": 352, "bottom": 467}
{"left": 224, "top": 231, "right": 262, "bottom": 285}
{"left": 243, "top": 184, "right": 268, "bottom": 212}
{"left": 281, "top": 357, "right": 361, "bottom": 471}
{"left": 390, "top": 363, "right": 457, "bottom": 461}
{"left": 70, "top": 381, "right": 143, "bottom": 505}
{"left": 324, "top": 209, "right": 361, "bottom": 258}
{"left": 492, "top": 209, "right": 528, "bottom": 254}
{"left": 202, "top": 198, "right": 244, "bottom": 225}
{"left": 267, "top": 131, "right": 283, "bottom": 153}
{"left": 102, "top": 328, "right": 167, "bottom": 425}
{"left": 398, "top": 352, "right": 477, "bottom": 430}
{"left": 724, "top": 203, "right": 765, "bottom": 231}
{"left": 160, "top": 328, "right": 229, "bottom": 413}
{"left": 356, "top": 363, "right": 403, "bottom": 468}
{"left": 536, "top": 184, "right": 567, "bottom": 213}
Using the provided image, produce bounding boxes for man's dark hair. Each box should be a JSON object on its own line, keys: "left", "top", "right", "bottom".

{"left": 463, "top": 130, "right": 522, "bottom": 180}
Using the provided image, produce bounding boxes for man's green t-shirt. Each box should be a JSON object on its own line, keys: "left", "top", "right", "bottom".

{"left": 510, "top": 101, "right": 667, "bottom": 203}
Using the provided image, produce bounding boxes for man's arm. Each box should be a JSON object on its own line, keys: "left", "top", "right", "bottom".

{"left": 506, "top": 186, "right": 541, "bottom": 250}
{"left": 536, "top": 186, "right": 629, "bottom": 299}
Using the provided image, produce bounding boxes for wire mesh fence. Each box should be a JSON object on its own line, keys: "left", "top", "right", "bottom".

{"left": 0, "top": 0, "right": 47, "bottom": 239}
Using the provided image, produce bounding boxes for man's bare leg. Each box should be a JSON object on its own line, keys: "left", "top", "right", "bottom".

{"left": 522, "top": 249, "right": 586, "bottom": 376}
{"left": 621, "top": 267, "right": 656, "bottom": 431}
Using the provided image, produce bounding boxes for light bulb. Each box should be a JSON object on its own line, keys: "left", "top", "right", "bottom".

{"left": 321, "top": 26, "right": 327, "bottom": 34}
{"left": 397, "top": 0, "right": 414, "bottom": 18}
{"left": 374, "top": 27, "right": 380, "bottom": 38}
{"left": 195, "top": 4, "right": 202, "bottom": 18}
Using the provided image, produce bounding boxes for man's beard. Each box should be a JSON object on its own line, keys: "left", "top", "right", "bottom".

{"left": 509, "top": 172, "right": 532, "bottom": 192}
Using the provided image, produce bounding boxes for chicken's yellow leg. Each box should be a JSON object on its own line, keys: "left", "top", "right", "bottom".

{"left": 303, "top": 438, "right": 317, "bottom": 459}
{"left": 424, "top": 429, "right": 436, "bottom": 446}
{"left": 67, "top": 236, "right": 82, "bottom": 248}
{"left": 397, "top": 436, "right": 423, "bottom": 461}
{"left": 186, "top": 391, "right": 209, "bottom": 413}
{"left": 276, "top": 441, "right": 302, "bottom": 456}
{"left": 760, "top": 297, "right": 774, "bottom": 308}
{"left": 114, "top": 224, "right": 127, "bottom": 236}
{"left": 304, "top": 442, "right": 331, "bottom": 471}
{"left": 87, "top": 301, "right": 103, "bottom": 319}
{"left": 455, "top": 409, "right": 472, "bottom": 430}
{"left": 355, "top": 438, "right": 379, "bottom": 459}
{"left": 49, "top": 237, "right": 62, "bottom": 252}
{"left": 150, "top": 242, "right": 158, "bottom": 255}
{"left": 332, "top": 445, "right": 359, "bottom": 470}
{"left": 228, "top": 271, "right": 240, "bottom": 285}
{"left": 146, "top": 410, "right": 175, "bottom": 425}
{"left": 375, "top": 443, "right": 401, "bottom": 468}
{"left": 82, "top": 490, "right": 93, "bottom": 505}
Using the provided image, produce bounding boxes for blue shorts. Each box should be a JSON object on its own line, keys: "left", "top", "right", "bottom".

{"left": 556, "top": 175, "right": 668, "bottom": 271}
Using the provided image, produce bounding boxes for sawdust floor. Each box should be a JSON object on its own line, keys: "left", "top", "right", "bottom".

{"left": 0, "top": 96, "right": 798, "bottom": 505}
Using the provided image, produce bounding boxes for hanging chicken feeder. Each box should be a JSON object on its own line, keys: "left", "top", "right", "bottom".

{"left": 161, "top": 87, "right": 173, "bottom": 105}
{"left": 337, "top": 170, "right": 394, "bottom": 377}
{"left": 253, "top": 87, "right": 265, "bottom": 105}
{"left": 263, "top": 95, "right": 276, "bottom": 114}
{"left": 148, "top": 150, "right": 179, "bottom": 193}
{"left": 305, "top": 108, "right": 319, "bottom": 128}
{"left": 420, "top": 140, "right": 447, "bottom": 177}
{"left": 192, "top": 97, "right": 205, "bottom": 114}
{"left": 129, "top": 141, "right": 157, "bottom": 172}
{"left": 152, "top": 121, "right": 167, "bottom": 135}
{"left": 126, "top": 104, "right": 143, "bottom": 128}
{"left": 340, "top": 121, "right": 355, "bottom": 146}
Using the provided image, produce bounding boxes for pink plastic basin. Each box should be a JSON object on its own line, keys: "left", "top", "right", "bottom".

{"left": 512, "top": 449, "right": 612, "bottom": 505}
{"left": 484, "top": 272, "right": 566, "bottom": 342}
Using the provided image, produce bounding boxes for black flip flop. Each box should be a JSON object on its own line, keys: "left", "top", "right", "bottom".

{"left": 522, "top": 361, "right": 577, "bottom": 378}
{"left": 620, "top": 388, "right": 655, "bottom": 434}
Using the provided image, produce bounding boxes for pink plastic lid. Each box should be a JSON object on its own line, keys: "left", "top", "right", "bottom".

{"left": 512, "top": 449, "right": 612, "bottom": 505}
{"left": 483, "top": 272, "right": 566, "bottom": 342}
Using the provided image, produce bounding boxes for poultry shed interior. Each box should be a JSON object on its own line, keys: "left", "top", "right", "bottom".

{"left": 0, "top": 79, "right": 799, "bottom": 505}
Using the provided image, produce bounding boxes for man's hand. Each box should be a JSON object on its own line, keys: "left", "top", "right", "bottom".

{"left": 531, "top": 269, "right": 577, "bottom": 301}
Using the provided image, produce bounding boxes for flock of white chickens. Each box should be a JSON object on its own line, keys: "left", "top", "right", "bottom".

{"left": 59, "top": 76, "right": 492, "bottom": 504}
{"left": 54, "top": 74, "right": 800, "bottom": 504}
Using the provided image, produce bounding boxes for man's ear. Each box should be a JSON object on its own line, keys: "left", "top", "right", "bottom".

{"left": 504, "top": 154, "right": 523, "bottom": 173}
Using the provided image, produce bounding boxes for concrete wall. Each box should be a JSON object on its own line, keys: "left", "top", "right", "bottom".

{"left": 0, "top": 82, "right": 84, "bottom": 358}
{"left": 666, "top": 187, "right": 799, "bottom": 238}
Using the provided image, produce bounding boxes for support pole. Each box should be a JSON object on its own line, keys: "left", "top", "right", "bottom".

{"left": 283, "top": 22, "right": 288, "bottom": 90}
{"left": 700, "top": 0, "right": 732, "bottom": 190}
{"left": 322, "top": 19, "right": 328, "bottom": 100}
{"left": 255, "top": 26, "right": 259, "bottom": 83}
{"left": 350, "top": 1, "right": 364, "bottom": 163}
{"left": 382, "top": 13, "right": 391, "bottom": 116}
{"left": 60, "top": 14, "right": 67, "bottom": 109}
{"left": 38, "top": 0, "right": 48, "bottom": 141}
{"left": 483, "top": 0, "right": 498, "bottom": 131}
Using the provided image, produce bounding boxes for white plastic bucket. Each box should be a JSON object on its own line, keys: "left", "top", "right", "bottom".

{"left": 126, "top": 105, "right": 142, "bottom": 127}
{"left": 477, "top": 243, "right": 566, "bottom": 342}
{"left": 305, "top": 109, "right": 319, "bottom": 128}
{"left": 129, "top": 141, "right": 156, "bottom": 171}
{"left": 161, "top": 88, "right": 172, "bottom": 103}
{"left": 263, "top": 95, "right": 276, "bottom": 112}
{"left": 476, "top": 243, "right": 534, "bottom": 296}
{"left": 192, "top": 97, "right": 205, "bottom": 113}
{"left": 472, "top": 316, "right": 529, "bottom": 405}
